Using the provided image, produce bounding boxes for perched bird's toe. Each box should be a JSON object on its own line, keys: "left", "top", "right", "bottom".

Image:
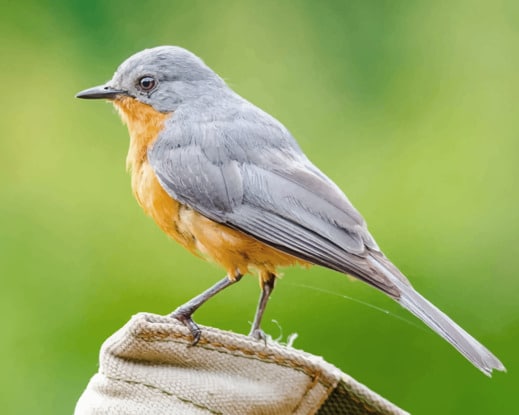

{"left": 249, "top": 328, "right": 268, "bottom": 345}
{"left": 171, "top": 309, "right": 202, "bottom": 346}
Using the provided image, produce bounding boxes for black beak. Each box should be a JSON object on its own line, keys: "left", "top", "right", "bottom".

{"left": 75, "top": 84, "right": 127, "bottom": 100}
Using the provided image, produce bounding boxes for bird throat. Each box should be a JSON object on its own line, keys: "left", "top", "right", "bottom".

{"left": 113, "top": 96, "right": 171, "bottom": 172}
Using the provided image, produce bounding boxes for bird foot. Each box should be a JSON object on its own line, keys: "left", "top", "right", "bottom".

{"left": 171, "top": 308, "right": 202, "bottom": 346}
{"left": 249, "top": 328, "right": 268, "bottom": 346}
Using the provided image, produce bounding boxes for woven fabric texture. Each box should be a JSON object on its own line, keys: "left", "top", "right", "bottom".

{"left": 75, "top": 313, "right": 408, "bottom": 415}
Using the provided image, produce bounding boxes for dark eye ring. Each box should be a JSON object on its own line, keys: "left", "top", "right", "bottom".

{"left": 138, "top": 76, "right": 156, "bottom": 91}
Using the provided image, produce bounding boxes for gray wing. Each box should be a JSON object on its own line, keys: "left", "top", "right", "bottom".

{"left": 149, "top": 107, "right": 401, "bottom": 297}
{"left": 148, "top": 102, "right": 505, "bottom": 375}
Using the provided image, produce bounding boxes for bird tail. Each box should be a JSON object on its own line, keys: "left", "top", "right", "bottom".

{"left": 368, "top": 256, "right": 506, "bottom": 376}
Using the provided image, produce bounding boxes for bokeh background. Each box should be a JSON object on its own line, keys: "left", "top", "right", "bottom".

{"left": 1, "top": 1, "right": 517, "bottom": 413}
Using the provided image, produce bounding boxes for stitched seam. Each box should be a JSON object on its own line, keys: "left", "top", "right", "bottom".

{"left": 133, "top": 333, "right": 333, "bottom": 389}
{"left": 106, "top": 375, "right": 223, "bottom": 414}
{"left": 290, "top": 371, "right": 322, "bottom": 414}
{"left": 312, "top": 379, "right": 339, "bottom": 414}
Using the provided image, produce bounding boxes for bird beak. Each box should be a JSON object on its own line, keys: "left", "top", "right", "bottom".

{"left": 75, "top": 84, "right": 127, "bottom": 100}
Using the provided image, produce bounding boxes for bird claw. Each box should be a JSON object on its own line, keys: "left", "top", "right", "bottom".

{"left": 250, "top": 328, "right": 268, "bottom": 346}
{"left": 171, "top": 308, "right": 202, "bottom": 346}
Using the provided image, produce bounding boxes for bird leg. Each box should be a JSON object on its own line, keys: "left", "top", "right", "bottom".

{"left": 249, "top": 273, "right": 276, "bottom": 342}
{"left": 171, "top": 273, "right": 243, "bottom": 345}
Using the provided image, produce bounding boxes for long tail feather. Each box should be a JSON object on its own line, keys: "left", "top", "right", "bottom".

{"left": 368, "top": 256, "right": 505, "bottom": 376}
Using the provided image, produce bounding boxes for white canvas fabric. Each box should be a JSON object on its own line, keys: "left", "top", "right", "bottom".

{"left": 75, "top": 313, "right": 408, "bottom": 415}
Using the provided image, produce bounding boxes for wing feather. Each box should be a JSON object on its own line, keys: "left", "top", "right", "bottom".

{"left": 147, "top": 99, "right": 505, "bottom": 375}
{"left": 150, "top": 116, "right": 398, "bottom": 297}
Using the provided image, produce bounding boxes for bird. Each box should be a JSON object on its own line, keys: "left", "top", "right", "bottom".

{"left": 76, "top": 45, "right": 505, "bottom": 376}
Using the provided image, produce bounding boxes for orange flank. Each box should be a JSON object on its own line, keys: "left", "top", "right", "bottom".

{"left": 113, "top": 97, "right": 308, "bottom": 284}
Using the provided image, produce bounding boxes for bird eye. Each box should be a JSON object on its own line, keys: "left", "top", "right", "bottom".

{"left": 138, "top": 76, "right": 156, "bottom": 91}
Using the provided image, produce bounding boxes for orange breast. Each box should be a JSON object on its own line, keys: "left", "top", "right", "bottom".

{"left": 113, "top": 97, "right": 308, "bottom": 282}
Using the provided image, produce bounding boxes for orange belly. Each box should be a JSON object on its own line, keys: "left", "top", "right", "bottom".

{"left": 113, "top": 97, "right": 308, "bottom": 283}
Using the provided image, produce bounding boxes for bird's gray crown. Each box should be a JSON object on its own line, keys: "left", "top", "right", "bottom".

{"left": 109, "top": 46, "right": 226, "bottom": 112}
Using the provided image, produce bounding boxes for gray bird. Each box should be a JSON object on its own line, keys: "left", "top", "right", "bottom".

{"left": 76, "top": 46, "right": 505, "bottom": 376}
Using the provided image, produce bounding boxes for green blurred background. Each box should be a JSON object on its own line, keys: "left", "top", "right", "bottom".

{"left": 1, "top": 0, "right": 517, "bottom": 413}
